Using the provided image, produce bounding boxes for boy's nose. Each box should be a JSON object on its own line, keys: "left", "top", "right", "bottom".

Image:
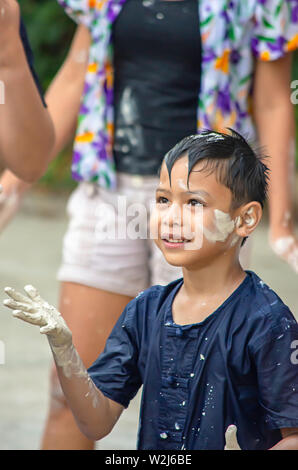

{"left": 168, "top": 203, "right": 182, "bottom": 226}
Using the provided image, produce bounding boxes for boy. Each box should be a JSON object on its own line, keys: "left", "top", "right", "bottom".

{"left": 3, "top": 129, "right": 298, "bottom": 450}
{"left": 0, "top": 0, "right": 54, "bottom": 182}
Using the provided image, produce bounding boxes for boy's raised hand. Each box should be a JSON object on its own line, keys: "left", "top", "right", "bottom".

{"left": 3, "top": 285, "right": 72, "bottom": 348}
{"left": 224, "top": 425, "right": 241, "bottom": 450}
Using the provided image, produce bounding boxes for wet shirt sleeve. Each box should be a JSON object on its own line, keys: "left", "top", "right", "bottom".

{"left": 20, "top": 18, "right": 46, "bottom": 107}
{"left": 251, "top": 0, "right": 298, "bottom": 61}
{"left": 88, "top": 298, "right": 142, "bottom": 408}
{"left": 251, "top": 308, "right": 298, "bottom": 430}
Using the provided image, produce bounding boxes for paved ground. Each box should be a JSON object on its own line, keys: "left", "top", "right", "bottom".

{"left": 0, "top": 190, "right": 297, "bottom": 450}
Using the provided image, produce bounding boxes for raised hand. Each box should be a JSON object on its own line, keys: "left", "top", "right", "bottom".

{"left": 224, "top": 424, "right": 241, "bottom": 450}
{"left": 3, "top": 285, "right": 72, "bottom": 348}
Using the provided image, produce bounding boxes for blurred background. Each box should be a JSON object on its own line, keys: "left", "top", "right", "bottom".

{"left": 0, "top": 0, "right": 297, "bottom": 451}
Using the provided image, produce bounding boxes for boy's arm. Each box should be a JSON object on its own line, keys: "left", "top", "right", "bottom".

{"left": 3, "top": 285, "right": 124, "bottom": 441}
{"left": 0, "top": 0, "right": 54, "bottom": 183}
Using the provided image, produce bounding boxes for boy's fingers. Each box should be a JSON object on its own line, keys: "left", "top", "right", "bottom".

{"left": 4, "top": 287, "right": 31, "bottom": 304}
{"left": 224, "top": 425, "right": 241, "bottom": 450}
{"left": 11, "top": 309, "right": 45, "bottom": 326}
{"left": 40, "top": 324, "right": 55, "bottom": 335}
{"left": 23, "top": 285, "right": 42, "bottom": 302}
{"left": 3, "top": 299, "right": 36, "bottom": 313}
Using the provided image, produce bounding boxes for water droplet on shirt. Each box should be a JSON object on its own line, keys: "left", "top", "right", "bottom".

{"left": 116, "top": 129, "right": 124, "bottom": 138}
{"left": 156, "top": 12, "right": 165, "bottom": 20}
{"left": 200, "top": 354, "right": 205, "bottom": 360}
{"left": 190, "top": 373, "right": 195, "bottom": 377}
{"left": 175, "top": 423, "right": 180, "bottom": 430}
{"left": 160, "top": 432, "right": 168, "bottom": 439}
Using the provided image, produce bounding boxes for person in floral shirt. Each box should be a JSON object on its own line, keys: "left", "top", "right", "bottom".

{"left": 0, "top": 0, "right": 297, "bottom": 450}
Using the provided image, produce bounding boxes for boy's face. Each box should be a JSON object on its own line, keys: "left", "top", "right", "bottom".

{"left": 150, "top": 155, "right": 242, "bottom": 269}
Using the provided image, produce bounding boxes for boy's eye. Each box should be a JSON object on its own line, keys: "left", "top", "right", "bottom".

{"left": 157, "top": 196, "right": 169, "bottom": 204}
{"left": 188, "top": 199, "right": 204, "bottom": 207}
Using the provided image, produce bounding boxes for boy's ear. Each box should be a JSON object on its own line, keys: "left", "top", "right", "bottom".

{"left": 234, "top": 202, "right": 262, "bottom": 238}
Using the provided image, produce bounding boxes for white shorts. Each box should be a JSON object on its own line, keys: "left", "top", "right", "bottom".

{"left": 57, "top": 173, "right": 182, "bottom": 297}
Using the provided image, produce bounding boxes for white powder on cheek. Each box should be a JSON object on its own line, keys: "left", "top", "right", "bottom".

{"left": 203, "top": 209, "right": 236, "bottom": 243}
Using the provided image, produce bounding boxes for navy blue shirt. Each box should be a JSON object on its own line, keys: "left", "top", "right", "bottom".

{"left": 88, "top": 271, "right": 298, "bottom": 450}
{"left": 20, "top": 19, "right": 45, "bottom": 106}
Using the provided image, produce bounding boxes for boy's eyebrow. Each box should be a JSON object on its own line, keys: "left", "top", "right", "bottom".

{"left": 156, "top": 187, "right": 211, "bottom": 199}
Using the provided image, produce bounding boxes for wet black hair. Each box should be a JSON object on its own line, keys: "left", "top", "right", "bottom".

{"left": 159, "top": 128, "right": 270, "bottom": 210}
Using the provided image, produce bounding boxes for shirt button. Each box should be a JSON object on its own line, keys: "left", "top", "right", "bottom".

{"left": 166, "top": 376, "right": 178, "bottom": 387}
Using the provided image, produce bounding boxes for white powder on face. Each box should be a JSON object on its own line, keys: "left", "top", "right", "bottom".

{"left": 203, "top": 209, "right": 236, "bottom": 243}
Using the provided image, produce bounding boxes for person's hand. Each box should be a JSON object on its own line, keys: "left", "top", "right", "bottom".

{"left": 224, "top": 425, "right": 241, "bottom": 450}
{"left": 0, "top": 0, "right": 20, "bottom": 34}
{"left": 3, "top": 285, "right": 72, "bottom": 348}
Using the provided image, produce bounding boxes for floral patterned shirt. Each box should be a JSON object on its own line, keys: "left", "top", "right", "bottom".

{"left": 57, "top": 0, "right": 298, "bottom": 189}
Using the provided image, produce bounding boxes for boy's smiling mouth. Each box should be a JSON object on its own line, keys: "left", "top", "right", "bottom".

{"left": 161, "top": 233, "right": 192, "bottom": 248}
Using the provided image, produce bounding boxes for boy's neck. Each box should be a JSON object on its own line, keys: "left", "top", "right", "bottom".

{"left": 181, "top": 253, "right": 246, "bottom": 299}
{"left": 172, "top": 254, "right": 246, "bottom": 326}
